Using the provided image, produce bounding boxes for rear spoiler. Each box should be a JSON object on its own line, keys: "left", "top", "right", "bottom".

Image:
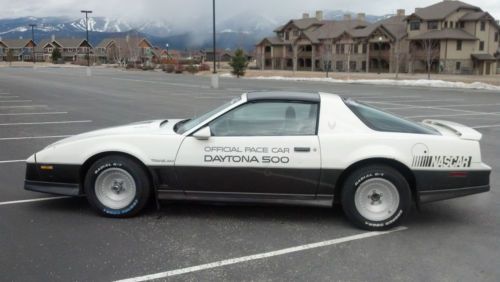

{"left": 422, "top": 119, "right": 482, "bottom": 141}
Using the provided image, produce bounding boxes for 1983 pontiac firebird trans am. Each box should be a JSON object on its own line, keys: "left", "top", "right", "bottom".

{"left": 25, "top": 91, "right": 491, "bottom": 230}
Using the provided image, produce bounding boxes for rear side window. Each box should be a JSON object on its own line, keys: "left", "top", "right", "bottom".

{"left": 210, "top": 101, "right": 319, "bottom": 136}
{"left": 344, "top": 99, "right": 438, "bottom": 135}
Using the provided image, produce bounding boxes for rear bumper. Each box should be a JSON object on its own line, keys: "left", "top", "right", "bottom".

{"left": 415, "top": 169, "right": 491, "bottom": 203}
{"left": 418, "top": 185, "right": 490, "bottom": 203}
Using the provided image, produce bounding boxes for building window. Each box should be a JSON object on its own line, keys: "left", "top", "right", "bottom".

{"left": 479, "top": 41, "right": 484, "bottom": 51}
{"left": 480, "top": 21, "right": 485, "bottom": 31}
{"left": 340, "top": 44, "right": 345, "bottom": 54}
{"left": 305, "top": 45, "right": 312, "bottom": 52}
{"left": 335, "top": 44, "right": 340, "bottom": 54}
{"left": 336, "top": 61, "right": 343, "bottom": 71}
{"left": 354, "top": 44, "right": 359, "bottom": 54}
{"left": 427, "top": 21, "right": 439, "bottom": 30}
{"left": 495, "top": 32, "right": 499, "bottom": 42}
{"left": 264, "top": 46, "right": 271, "bottom": 52}
{"left": 349, "top": 61, "right": 356, "bottom": 71}
{"left": 456, "top": 40, "right": 462, "bottom": 51}
{"left": 443, "top": 21, "right": 448, "bottom": 28}
{"left": 456, "top": 62, "right": 461, "bottom": 71}
{"left": 285, "top": 32, "right": 289, "bottom": 40}
{"left": 293, "top": 30, "right": 299, "bottom": 36}
{"left": 362, "top": 44, "right": 367, "bottom": 54}
{"left": 459, "top": 21, "right": 465, "bottom": 28}
{"left": 410, "top": 21, "right": 420, "bottom": 31}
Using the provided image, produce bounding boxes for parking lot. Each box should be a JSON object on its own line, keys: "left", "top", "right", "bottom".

{"left": 0, "top": 66, "right": 499, "bottom": 281}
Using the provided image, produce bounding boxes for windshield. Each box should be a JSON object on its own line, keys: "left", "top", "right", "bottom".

{"left": 344, "top": 98, "right": 439, "bottom": 135}
{"left": 175, "top": 96, "right": 241, "bottom": 134}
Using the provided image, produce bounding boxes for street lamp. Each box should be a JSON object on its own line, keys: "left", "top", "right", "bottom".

{"left": 377, "top": 36, "right": 383, "bottom": 74}
{"left": 165, "top": 43, "right": 169, "bottom": 59}
{"left": 212, "top": 0, "right": 216, "bottom": 74}
{"left": 81, "top": 10, "right": 92, "bottom": 67}
{"left": 29, "top": 24, "right": 37, "bottom": 64}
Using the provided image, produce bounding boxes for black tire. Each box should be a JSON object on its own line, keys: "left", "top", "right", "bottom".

{"left": 84, "top": 155, "right": 151, "bottom": 217}
{"left": 341, "top": 165, "right": 411, "bottom": 230}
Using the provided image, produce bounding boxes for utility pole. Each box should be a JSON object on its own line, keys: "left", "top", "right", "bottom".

{"left": 29, "top": 24, "right": 37, "bottom": 64}
{"left": 81, "top": 10, "right": 92, "bottom": 67}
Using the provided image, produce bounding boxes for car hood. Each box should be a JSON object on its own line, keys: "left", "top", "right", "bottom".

{"left": 47, "top": 119, "right": 184, "bottom": 148}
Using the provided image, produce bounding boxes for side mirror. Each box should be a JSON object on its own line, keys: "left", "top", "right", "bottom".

{"left": 193, "top": 126, "right": 211, "bottom": 140}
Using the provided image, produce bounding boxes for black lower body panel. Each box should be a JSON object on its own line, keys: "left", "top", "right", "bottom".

{"left": 25, "top": 180, "right": 81, "bottom": 196}
{"left": 415, "top": 169, "right": 490, "bottom": 203}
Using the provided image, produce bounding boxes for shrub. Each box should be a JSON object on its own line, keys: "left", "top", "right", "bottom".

{"left": 229, "top": 48, "right": 248, "bottom": 77}
{"left": 198, "top": 63, "right": 210, "bottom": 71}
{"left": 174, "top": 64, "right": 184, "bottom": 73}
{"left": 163, "top": 64, "right": 175, "bottom": 73}
{"left": 185, "top": 64, "right": 198, "bottom": 74}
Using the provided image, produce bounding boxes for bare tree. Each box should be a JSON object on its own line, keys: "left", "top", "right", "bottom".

{"left": 421, "top": 38, "right": 440, "bottom": 79}
{"left": 6, "top": 49, "right": 14, "bottom": 66}
{"left": 394, "top": 38, "right": 401, "bottom": 79}
{"left": 346, "top": 43, "right": 352, "bottom": 80}
{"left": 320, "top": 40, "right": 333, "bottom": 77}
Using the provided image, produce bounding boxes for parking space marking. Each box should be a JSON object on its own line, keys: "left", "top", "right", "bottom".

{"left": 116, "top": 227, "right": 407, "bottom": 282}
{"left": 472, "top": 124, "right": 500, "bottom": 129}
{"left": 0, "top": 120, "right": 91, "bottom": 126}
{"left": 0, "top": 96, "right": 20, "bottom": 98}
{"left": 0, "top": 111, "right": 68, "bottom": 116}
{"left": 381, "top": 102, "right": 500, "bottom": 110}
{"left": 362, "top": 98, "right": 463, "bottom": 104}
{"left": 0, "top": 196, "right": 71, "bottom": 206}
{"left": 0, "top": 159, "right": 25, "bottom": 164}
{"left": 0, "top": 100, "right": 33, "bottom": 103}
{"left": 405, "top": 112, "right": 500, "bottom": 118}
{"left": 0, "top": 135, "right": 71, "bottom": 141}
{"left": 0, "top": 105, "right": 47, "bottom": 109}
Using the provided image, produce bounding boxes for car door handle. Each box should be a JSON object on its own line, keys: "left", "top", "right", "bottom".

{"left": 294, "top": 147, "right": 311, "bottom": 152}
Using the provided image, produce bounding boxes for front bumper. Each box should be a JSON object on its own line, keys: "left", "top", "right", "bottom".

{"left": 24, "top": 162, "right": 82, "bottom": 196}
{"left": 415, "top": 169, "right": 491, "bottom": 203}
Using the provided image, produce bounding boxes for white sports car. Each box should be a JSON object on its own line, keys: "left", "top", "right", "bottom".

{"left": 25, "top": 91, "right": 491, "bottom": 230}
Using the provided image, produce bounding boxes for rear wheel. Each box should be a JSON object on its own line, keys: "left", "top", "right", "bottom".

{"left": 341, "top": 165, "right": 411, "bottom": 230}
{"left": 84, "top": 155, "right": 151, "bottom": 217}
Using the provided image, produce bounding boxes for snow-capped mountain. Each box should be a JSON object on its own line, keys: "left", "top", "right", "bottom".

{"left": 0, "top": 11, "right": 390, "bottom": 50}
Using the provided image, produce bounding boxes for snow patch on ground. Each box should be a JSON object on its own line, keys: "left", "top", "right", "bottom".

{"left": 248, "top": 76, "right": 500, "bottom": 91}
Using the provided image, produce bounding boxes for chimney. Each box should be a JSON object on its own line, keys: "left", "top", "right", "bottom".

{"left": 302, "top": 13, "right": 309, "bottom": 19}
{"left": 397, "top": 9, "right": 405, "bottom": 17}
{"left": 343, "top": 14, "right": 352, "bottom": 21}
{"left": 316, "top": 10, "right": 323, "bottom": 21}
{"left": 51, "top": 34, "right": 55, "bottom": 41}
{"left": 357, "top": 13, "right": 365, "bottom": 21}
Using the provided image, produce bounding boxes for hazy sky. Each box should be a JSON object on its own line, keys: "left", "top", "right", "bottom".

{"left": 0, "top": 0, "right": 499, "bottom": 22}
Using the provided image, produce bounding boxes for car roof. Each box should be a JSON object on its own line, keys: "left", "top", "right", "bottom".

{"left": 246, "top": 91, "right": 322, "bottom": 102}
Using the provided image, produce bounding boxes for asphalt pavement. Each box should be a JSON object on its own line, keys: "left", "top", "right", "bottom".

{"left": 0, "top": 66, "right": 499, "bottom": 281}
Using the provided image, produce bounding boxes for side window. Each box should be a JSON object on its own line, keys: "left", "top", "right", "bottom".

{"left": 209, "top": 102, "right": 318, "bottom": 136}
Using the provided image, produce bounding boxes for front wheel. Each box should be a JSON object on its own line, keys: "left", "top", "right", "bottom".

{"left": 341, "top": 165, "right": 411, "bottom": 230}
{"left": 84, "top": 155, "right": 151, "bottom": 217}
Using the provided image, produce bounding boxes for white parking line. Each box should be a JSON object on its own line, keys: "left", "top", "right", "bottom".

{"left": 0, "top": 159, "right": 25, "bottom": 164}
{"left": 0, "top": 112, "right": 68, "bottom": 116}
{"left": 0, "top": 96, "right": 20, "bottom": 98}
{"left": 405, "top": 112, "right": 500, "bottom": 118}
{"left": 472, "top": 124, "right": 500, "bottom": 129}
{"left": 116, "top": 227, "right": 407, "bottom": 282}
{"left": 0, "top": 196, "right": 71, "bottom": 206}
{"left": 0, "top": 135, "right": 71, "bottom": 141}
{"left": 0, "top": 120, "right": 91, "bottom": 126}
{"left": 0, "top": 105, "right": 47, "bottom": 109}
{"left": 0, "top": 100, "right": 32, "bottom": 103}
{"left": 362, "top": 98, "right": 463, "bottom": 104}
{"left": 382, "top": 102, "right": 500, "bottom": 110}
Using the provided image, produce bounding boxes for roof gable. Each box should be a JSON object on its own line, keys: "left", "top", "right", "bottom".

{"left": 408, "top": 0, "right": 481, "bottom": 21}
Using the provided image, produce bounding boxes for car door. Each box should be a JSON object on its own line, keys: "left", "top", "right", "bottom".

{"left": 174, "top": 100, "right": 321, "bottom": 198}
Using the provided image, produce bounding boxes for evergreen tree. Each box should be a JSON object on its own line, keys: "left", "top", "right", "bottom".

{"left": 51, "top": 48, "right": 62, "bottom": 63}
{"left": 229, "top": 48, "right": 248, "bottom": 78}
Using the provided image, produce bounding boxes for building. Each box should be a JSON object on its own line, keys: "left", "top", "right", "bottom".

{"left": 256, "top": 0, "right": 500, "bottom": 75}
{"left": 32, "top": 36, "right": 92, "bottom": 63}
{"left": 0, "top": 38, "right": 37, "bottom": 61}
{"left": 95, "top": 35, "right": 155, "bottom": 64}
{"left": 406, "top": 0, "right": 499, "bottom": 75}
